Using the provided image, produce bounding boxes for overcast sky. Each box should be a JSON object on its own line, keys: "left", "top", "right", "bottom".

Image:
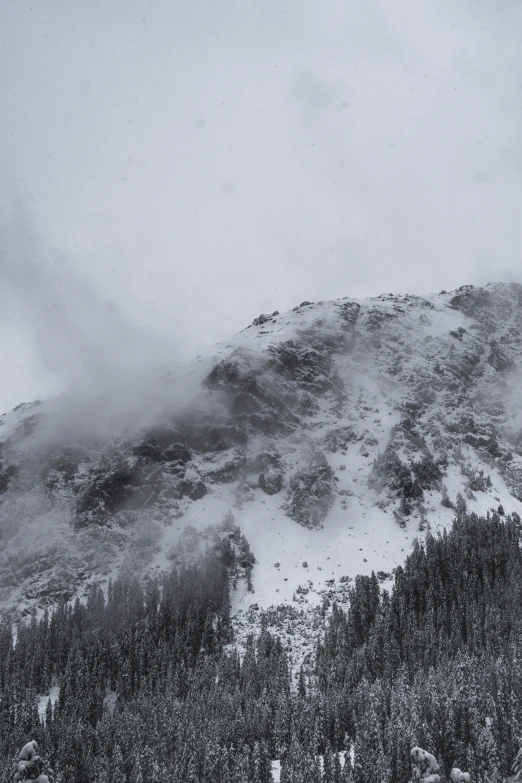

{"left": 1, "top": 0, "right": 522, "bottom": 413}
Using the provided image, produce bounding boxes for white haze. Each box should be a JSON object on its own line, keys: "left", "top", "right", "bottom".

{"left": 0, "top": 207, "right": 204, "bottom": 440}
{"left": 1, "top": 0, "right": 522, "bottom": 414}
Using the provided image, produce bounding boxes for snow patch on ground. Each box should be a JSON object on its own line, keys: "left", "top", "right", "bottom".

{"left": 37, "top": 685, "right": 60, "bottom": 722}
{"left": 104, "top": 688, "right": 117, "bottom": 716}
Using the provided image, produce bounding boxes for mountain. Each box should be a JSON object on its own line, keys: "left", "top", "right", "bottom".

{"left": 1, "top": 281, "right": 522, "bottom": 626}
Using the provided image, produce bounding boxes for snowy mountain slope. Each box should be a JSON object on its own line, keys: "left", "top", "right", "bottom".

{"left": 1, "top": 281, "right": 522, "bottom": 625}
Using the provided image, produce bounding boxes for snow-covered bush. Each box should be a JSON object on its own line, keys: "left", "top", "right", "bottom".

{"left": 13, "top": 740, "right": 53, "bottom": 783}
{"left": 411, "top": 748, "right": 471, "bottom": 783}
{"left": 411, "top": 747, "right": 441, "bottom": 783}
{"left": 451, "top": 768, "right": 470, "bottom": 783}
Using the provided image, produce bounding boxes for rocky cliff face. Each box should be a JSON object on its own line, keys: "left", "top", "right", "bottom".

{"left": 1, "top": 282, "right": 522, "bottom": 618}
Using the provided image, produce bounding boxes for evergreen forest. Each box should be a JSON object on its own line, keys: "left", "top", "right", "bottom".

{"left": 2, "top": 507, "right": 522, "bottom": 783}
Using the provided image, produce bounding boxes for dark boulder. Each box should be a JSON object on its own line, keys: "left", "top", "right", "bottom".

{"left": 259, "top": 467, "right": 284, "bottom": 495}
{"left": 180, "top": 478, "right": 207, "bottom": 501}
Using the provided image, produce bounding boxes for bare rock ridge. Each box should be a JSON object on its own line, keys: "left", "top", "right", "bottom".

{"left": 1, "top": 282, "right": 522, "bottom": 616}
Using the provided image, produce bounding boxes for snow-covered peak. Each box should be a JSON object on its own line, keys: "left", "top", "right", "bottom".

{"left": 1, "top": 282, "right": 522, "bottom": 620}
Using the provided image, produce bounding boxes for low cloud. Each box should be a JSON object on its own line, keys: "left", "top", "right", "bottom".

{"left": 0, "top": 205, "right": 199, "bottom": 438}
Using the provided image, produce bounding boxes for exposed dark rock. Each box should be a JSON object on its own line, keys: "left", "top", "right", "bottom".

{"left": 450, "top": 326, "right": 467, "bottom": 340}
{"left": 246, "top": 452, "right": 281, "bottom": 473}
{"left": 206, "top": 358, "right": 242, "bottom": 387}
{"left": 14, "top": 413, "right": 43, "bottom": 439}
{"left": 205, "top": 355, "right": 301, "bottom": 436}
{"left": 179, "top": 416, "right": 248, "bottom": 452}
{"left": 230, "top": 390, "right": 263, "bottom": 416}
{"left": 410, "top": 456, "right": 444, "bottom": 491}
{"left": 365, "top": 307, "right": 398, "bottom": 332}
{"left": 450, "top": 285, "right": 492, "bottom": 316}
{"left": 204, "top": 455, "right": 246, "bottom": 484}
{"left": 259, "top": 467, "right": 284, "bottom": 495}
{"left": 371, "top": 447, "right": 425, "bottom": 502}
{"left": 76, "top": 459, "right": 162, "bottom": 525}
{"left": 285, "top": 451, "right": 335, "bottom": 528}
{"left": 180, "top": 478, "right": 207, "bottom": 501}
{"left": 268, "top": 340, "right": 342, "bottom": 395}
{"left": 204, "top": 320, "right": 352, "bottom": 446}
{"left": 337, "top": 300, "right": 361, "bottom": 324}
{"left": 0, "top": 463, "right": 18, "bottom": 494}
{"left": 246, "top": 412, "right": 295, "bottom": 436}
{"left": 12, "top": 400, "right": 42, "bottom": 411}
{"left": 252, "top": 310, "right": 279, "bottom": 326}
{"left": 134, "top": 427, "right": 192, "bottom": 464}
{"left": 40, "top": 446, "right": 88, "bottom": 497}
{"left": 487, "top": 340, "right": 516, "bottom": 374}
{"left": 324, "top": 426, "right": 359, "bottom": 452}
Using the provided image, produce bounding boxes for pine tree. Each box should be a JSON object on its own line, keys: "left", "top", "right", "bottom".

{"left": 339, "top": 751, "right": 353, "bottom": 783}
{"left": 110, "top": 743, "right": 126, "bottom": 783}
{"left": 231, "top": 746, "right": 250, "bottom": 783}
{"left": 323, "top": 741, "right": 336, "bottom": 783}
{"left": 203, "top": 738, "right": 221, "bottom": 783}
{"left": 476, "top": 723, "right": 501, "bottom": 783}
{"left": 251, "top": 740, "right": 272, "bottom": 783}
{"left": 333, "top": 751, "right": 343, "bottom": 783}
{"left": 353, "top": 708, "right": 388, "bottom": 783}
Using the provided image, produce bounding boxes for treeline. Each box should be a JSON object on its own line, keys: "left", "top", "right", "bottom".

{"left": 0, "top": 550, "right": 299, "bottom": 783}
{"left": 1, "top": 509, "right": 522, "bottom": 783}
{"left": 316, "top": 509, "right": 522, "bottom": 783}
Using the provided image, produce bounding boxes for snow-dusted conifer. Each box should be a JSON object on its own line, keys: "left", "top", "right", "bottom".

{"left": 110, "top": 743, "right": 126, "bottom": 783}
{"left": 340, "top": 753, "right": 352, "bottom": 783}
{"left": 475, "top": 721, "right": 500, "bottom": 783}
{"left": 353, "top": 708, "right": 388, "bottom": 783}
{"left": 333, "top": 752, "right": 343, "bottom": 783}
{"left": 323, "top": 741, "right": 336, "bottom": 783}
{"left": 250, "top": 740, "right": 271, "bottom": 783}
{"left": 514, "top": 738, "right": 522, "bottom": 783}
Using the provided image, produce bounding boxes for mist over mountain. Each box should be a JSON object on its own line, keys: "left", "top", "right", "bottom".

{"left": 1, "top": 281, "right": 521, "bottom": 620}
